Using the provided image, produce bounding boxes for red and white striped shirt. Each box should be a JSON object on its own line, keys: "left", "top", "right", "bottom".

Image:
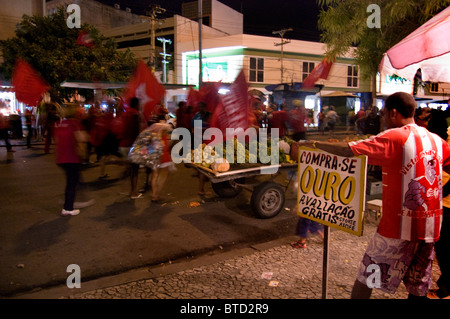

{"left": 350, "top": 124, "right": 450, "bottom": 242}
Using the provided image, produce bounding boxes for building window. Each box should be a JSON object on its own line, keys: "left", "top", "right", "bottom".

{"left": 302, "top": 62, "right": 315, "bottom": 81}
{"left": 249, "top": 57, "right": 264, "bottom": 82}
{"left": 430, "top": 82, "right": 439, "bottom": 93}
{"left": 347, "top": 65, "right": 358, "bottom": 87}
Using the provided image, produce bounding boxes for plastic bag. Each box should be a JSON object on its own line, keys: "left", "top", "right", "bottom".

{"left": 128, "top": 129, "right": 163, "bottom": 169}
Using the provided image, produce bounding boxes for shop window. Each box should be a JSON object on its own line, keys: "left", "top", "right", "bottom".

{"left": 430, "top": 82, "right": 439, "bottom": 93}
{"left": 347, "top": 65, "right": 358, "bottom": 87}
{"left": 249, "top": 57, "right": 264, "bottom": 82}
{"left": 302, "top": 62, "right": 315, "bottom": 81}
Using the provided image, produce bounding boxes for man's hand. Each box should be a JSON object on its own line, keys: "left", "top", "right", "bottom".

{"left": 293, "top": 140, "right": 355, "bottom": 158}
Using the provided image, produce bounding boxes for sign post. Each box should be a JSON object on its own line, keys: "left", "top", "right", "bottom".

{"left": 297, "top": 147, "right": 367, "bottom": 298}
{"left": 322, "top": 225, "right": 330, "bottom": 299}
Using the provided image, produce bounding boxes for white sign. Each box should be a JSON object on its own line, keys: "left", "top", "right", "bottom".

{"left": 297, "top": 147, "right": 367, "bottom": 236}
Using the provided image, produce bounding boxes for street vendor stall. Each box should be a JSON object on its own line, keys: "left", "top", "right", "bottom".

{"left": 379, "top": 5, "right": 450, "bottom": 82}
{"left": 189, "top": 161, "right": 298, "bottom": 219}
{"left": 185, "top": 136, "right": 299, "bottom": 219}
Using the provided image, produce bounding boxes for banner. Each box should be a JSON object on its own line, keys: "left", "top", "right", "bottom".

{"left": 77, "top": 30, "right": 95, "bottom": 48}
{"left": 302, "top": 57, "right": 333, "bottom": 89}
{"left": 12, "top": 59, "right": 49, "bottom": 106}
{"left": 210, "top": 70, "right": 250, "bottom": 140}
{"left": 297, "top": 147, "right": 367, "bottom": 236}
{"left": 126, "top": 60, "right": 165, "bottom": 121}
{"left": 186, "top": 87, "right": 201, "bottom": 110}
{"left": 199, "top": 82, "right": 221, "bottom": 114}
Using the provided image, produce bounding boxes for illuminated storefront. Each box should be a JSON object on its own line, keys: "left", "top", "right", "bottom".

{"left": 182, "top": 46, "right": 245, "bottom": 88}
{"left": 0, "top": 86, "right": 26, "bottom": 115}
{"left": 377, "top": 72, "right": 413, "bottom": 96}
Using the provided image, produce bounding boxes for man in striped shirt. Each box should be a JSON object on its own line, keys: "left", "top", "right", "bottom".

{"left": 301, "top": 92, "right": 450, "bottom": 299}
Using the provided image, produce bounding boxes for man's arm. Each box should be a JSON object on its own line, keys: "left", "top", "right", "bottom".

{"left": 300, "top": 140, "right": 355, "bottom": 157}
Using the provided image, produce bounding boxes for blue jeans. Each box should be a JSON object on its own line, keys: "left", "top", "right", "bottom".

{"left": 1, "top": 128, "right": 12, "bottom": 150}
{"left": 296, "top": 217, "right": 323, "bottom": 238}
{"left": 59, "top": 163, "right": 80, "bottom": 211}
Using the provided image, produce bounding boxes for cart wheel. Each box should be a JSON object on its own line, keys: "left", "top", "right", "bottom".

{"left": 251, "top": 181, "right": 285, "bottom": 219}
{"left": 211, "top": 178, "right": 244, "bottom": 198}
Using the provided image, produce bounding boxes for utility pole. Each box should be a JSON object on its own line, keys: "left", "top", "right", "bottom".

{"left": 273, "top": 28, "right": 292, "bottom": 83}
{"left": 143, "top": 4, "right": 166, "bottom": 72}
{"left": 198, "top": 0, "right": 203, "bottom": 87}
{"left": 158, "top": 37, "right": 172, "bottom": 83}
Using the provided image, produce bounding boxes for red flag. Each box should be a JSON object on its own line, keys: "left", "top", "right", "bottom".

{"left": 198, "top": 82, "right": 221, "bottom": 114}
{"left": 12, "top": 59, "right": 49, "bottom": 106}
{"left": 126, "top": 60, "right": 165, "bottom": 121}
{"left": 77, "top": 30, "right": 95, "bottom": 48}
{"left": 186, "top": 87, "right": 201, "bottom": 111}
{"left": 210, "top": 70, "right": 250, "bottom": 140}
{"left": 302, "top": 57, "right": 333, "bottom": 89}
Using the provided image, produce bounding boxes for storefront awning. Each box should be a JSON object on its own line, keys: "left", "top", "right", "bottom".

{"left": 60, "top": 80, "right": 195, "bottom": 90}
{"left": 265, "top": 82, "right": 323, "bottom": 93}
{"left": 320, "top": 91, "right": 359, "bottom": 98}
{"left": 61, "top": 81, "right": 127, "bottom": 89}
{"left": 0, "top": 87, "right": 14, "bottom": 92}
{"left": 1, "top": 79, "right": 13, "bottom": 92}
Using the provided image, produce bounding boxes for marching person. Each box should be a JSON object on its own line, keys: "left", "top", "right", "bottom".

{"left": 324, "top": 105, "right": 339, "bottom": 135}
{"left": 0, "top": 110, "right": 14, "bottom": 153}
{"left": 297, "top": 92, "right": 450, "bottom": 299}
{"left": 148, "top": 106, "right": 175, "bottom": 202}
{"left": 118, "top": 97, "right": 144, "bottom": 199}
{"left": 55, "top": 105, "right": 86, "bottom": 216}
{"left": 288, "top": 99, "right": 307, "bottom": 141}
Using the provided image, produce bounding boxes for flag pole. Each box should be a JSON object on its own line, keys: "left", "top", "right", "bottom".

{"left": 198, "top": 0, "right": 203, "bottom": 88}
{"left": 322, "top": 225, "right": 330, "bottom": 299}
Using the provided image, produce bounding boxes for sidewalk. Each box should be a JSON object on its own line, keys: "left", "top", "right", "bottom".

{"left": 3, "top": 129, "right": 442, "bottom": 301}
{"left": 13, "top": 219, "right": 441, "bottom": 300}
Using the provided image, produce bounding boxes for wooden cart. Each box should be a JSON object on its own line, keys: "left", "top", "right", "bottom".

{"left": 188, "top": 163, "right": 298, "bottom": 219}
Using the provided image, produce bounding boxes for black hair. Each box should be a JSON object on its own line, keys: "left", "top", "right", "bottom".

{"left": 384, "top": 92, "right": 416, "bottom": 118}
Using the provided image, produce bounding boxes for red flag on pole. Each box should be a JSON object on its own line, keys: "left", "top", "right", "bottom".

{"left": 302, "top": 57, "right": 333, "bottom": 89}
{"left": 210, "top": 70, "right": 250, "bottom": 140}
{"left": 126, "top": 60, "right": 165, "bottom": 122}
{"left": 199, "top": 82, "right": 221, "bottom": 114}
{"left": 186, "top": 87, "right": 202, "bottom": 112}
{"left": 12, "top": 59, "right": 49, "bottom": 106}
{"left": 77, "top": 30, "right": 95, "bottom": 48}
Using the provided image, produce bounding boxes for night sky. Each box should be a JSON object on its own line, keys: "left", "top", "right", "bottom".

{"left": 79, "top": 0, "right": 322, "bottom": 42}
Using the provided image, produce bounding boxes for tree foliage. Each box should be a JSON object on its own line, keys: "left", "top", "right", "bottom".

{"left": 317, "top": 0, "right": 450, "bottom": 80}
{"left": 0, "top": 8, "right": 138, "bottom": 101}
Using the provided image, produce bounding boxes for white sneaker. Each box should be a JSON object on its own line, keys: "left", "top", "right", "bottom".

{"left": 61, "top": 209, "right": 80, "bottom": 216}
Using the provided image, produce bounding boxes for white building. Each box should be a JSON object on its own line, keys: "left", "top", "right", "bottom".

{"left": 46, "top": 0, "right": 143, "bottom": 32}
{"left": 2, "top": 0, "right": 447, "bottom": 117}
{"left": 104, "top": 0, "right": 372, "bottom": 122}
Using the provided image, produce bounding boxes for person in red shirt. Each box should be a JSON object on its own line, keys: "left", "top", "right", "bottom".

{"left": 267, "top": 103, "right": 289, "bottom": 137}
{"left": 55, "top": 105, "right": 85, "bottom": 216}
{"left": 288, "top": 99, "right": 307, "bottom": 141}
{"left": 118, "top": 97, "right": 144, "bottom": 199}
{"left": 175, "top": 101, "right": 191, "bottom": 130}
{"left": 355, "top": 107, "right": 367, "bottom": 135}
{"left": 298, "top": 92, "right": 450, "bottom": 299}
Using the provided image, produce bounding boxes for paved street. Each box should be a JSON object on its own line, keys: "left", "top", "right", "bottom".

{"left": 14, "top": 221, "right": 442, "bottom": 300}
{"left": 1, "top": 131, "right": 442, "bottom": 301}
{"left": 0, "top": 137, "right": 299, "bottom": 297}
